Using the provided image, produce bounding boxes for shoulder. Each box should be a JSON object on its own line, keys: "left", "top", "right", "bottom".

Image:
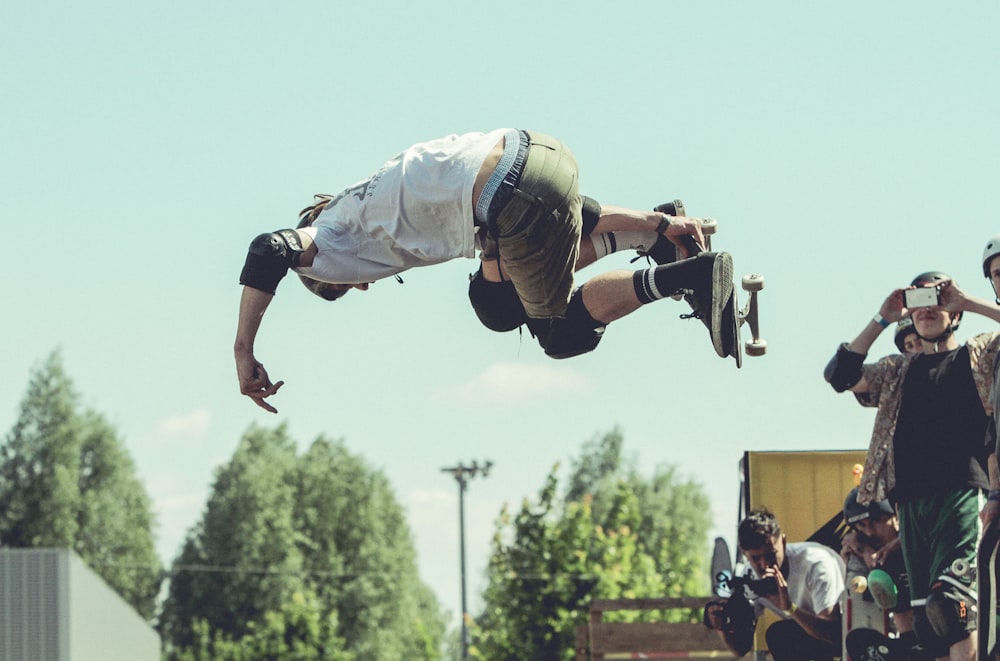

{"left": 790, "top": 542, "right": 844, "bottom": 568}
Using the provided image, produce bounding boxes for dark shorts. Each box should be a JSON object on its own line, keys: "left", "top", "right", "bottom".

{"left": 898, "top": 488, "right": 980, "bottom": 599}
{"left": 490, "top": 131, "right": 582, "bottom": 319}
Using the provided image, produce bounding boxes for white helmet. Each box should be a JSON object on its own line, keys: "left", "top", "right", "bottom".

{"left": 983, "top": 234, "right": 1000, "bottom": 277}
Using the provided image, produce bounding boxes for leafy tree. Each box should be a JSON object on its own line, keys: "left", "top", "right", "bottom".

{"left": 472, "top": 468, "right": 665, "bottom": 660}
{"left": 173, "top": 590, "right": 352, "bottom": 661}
{"left": 566, "top": 428, "right": 712, "bottom": 596}
{"left": 294, "top": 438, "right": 445, "bottom": 659}
{"left": 161, "top": 425, "right": 446, "bottom": 660}
{"left": 472, "top": 429, "right": 712, "bottom": 660}
{"left": 0, "top": 351, "right": 162, "bottom": 619}
{"left": 160, "top": 424, "right": 305, "bottom": 648}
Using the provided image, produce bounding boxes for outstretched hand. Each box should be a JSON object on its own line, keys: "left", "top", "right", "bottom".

{"left": 236, "top": 352, "right": 284, "bottom": 413}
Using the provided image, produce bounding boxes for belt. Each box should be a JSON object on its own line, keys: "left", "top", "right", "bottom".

{"left": 475, "top": 129, "right": 530, "bottom": 232}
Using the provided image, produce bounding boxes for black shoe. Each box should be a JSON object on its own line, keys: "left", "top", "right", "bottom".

{"left": 639, "top": 200, "right": 703, "bottom": 265}
{"left": 679, "top": 252, "right": 733, "bottom": 358}
{"left": 653, "top": 199, "right": 685, "bottom": 217}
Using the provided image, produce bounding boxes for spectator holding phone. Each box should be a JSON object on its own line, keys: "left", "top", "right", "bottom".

{"left": 824, "top": 271, "right": 1000, "bottom": 661}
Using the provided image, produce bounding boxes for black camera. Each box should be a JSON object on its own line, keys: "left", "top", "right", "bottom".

{"left": 715, "top": 571, "right": 779, "bottom": 598}
{"left": 703, "top": 571, "right": 765, "bottom": 657}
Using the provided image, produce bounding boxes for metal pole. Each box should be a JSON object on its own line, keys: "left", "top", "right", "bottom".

{"left": 441, "top": 460, "right": 492, "bottom": 661}
{"left": 458, "top": 474, "right": 468, "bottom": 660}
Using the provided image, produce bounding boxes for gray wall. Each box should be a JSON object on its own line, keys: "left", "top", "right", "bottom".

{"left": 0, "top": 549, "right": 159, "bottom": 661}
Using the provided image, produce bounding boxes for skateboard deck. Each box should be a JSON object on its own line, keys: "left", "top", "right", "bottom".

{"left": 654, "top": 201, "right": 765, "bottom": 367}
{"left": 978, "top": 518, "right": 1000, "bottom": 661}
{"left": 710, "top": 536, "right": 733, "bottom": 591}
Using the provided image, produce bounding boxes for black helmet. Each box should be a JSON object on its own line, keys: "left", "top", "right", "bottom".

{"left": 910, "top": 271, "right": 950, "bottom": 287}
{"left": 468, "top": 267, "right": 527, "bottom": 332}
{"left": 893, "top": 318, "right": 918, "bottom": 353}
{"left": 843, "top": 487, "right": 894, "bottom": 526}
{"left": 910, "top": 270, "right": 961, "bottom": 334}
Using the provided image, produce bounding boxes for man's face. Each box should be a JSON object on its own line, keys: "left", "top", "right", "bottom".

{"left": 911, "top": 304, "right": 952, "bottom": 341}
{"left": 989, "top": 255, "right": 1000, "bottom": 298}
{"left": 852, "top": 515, "right": 897, "bottom": 547}
{"left": 902, "top": 332, "right": 923, "bottom": 354}
{"left": 742, "top": 533, "right": 784, "bottom": 577}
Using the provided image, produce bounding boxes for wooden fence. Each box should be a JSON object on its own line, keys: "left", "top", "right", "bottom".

{"left": 575, "top": 597, "right": 732, "bottom": 660}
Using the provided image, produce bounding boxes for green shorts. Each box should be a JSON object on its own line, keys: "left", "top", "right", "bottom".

{"left": 491, "top": 131, "right": 582, "bottom": 319}
{"left": 898, "top": 488, "right": 980, "bottom": 599}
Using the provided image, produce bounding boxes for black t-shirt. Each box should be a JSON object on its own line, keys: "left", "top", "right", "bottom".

{"left": 891, "top": 345, "right": 990, "bottom": 501}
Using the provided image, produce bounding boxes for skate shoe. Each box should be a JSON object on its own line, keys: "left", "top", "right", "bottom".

{"left": 638, "top": 200, "right": 688, "bottom": 265}
{"left": 653, "top": 199, "right": 685, "bottom": 218}
{"left": 679, "top": 252, "right": 734, "bottom": 358}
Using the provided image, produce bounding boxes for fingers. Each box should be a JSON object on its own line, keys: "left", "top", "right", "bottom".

{"left": 238, "top": 359, "right": 284, "bottom": 413}
{"left": 663, "top": 217, "right": 708, "bottom": 257}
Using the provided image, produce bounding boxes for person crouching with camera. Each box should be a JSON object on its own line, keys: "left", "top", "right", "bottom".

{"left": 705, "top": 508, "right": 845, "bottom": 660}
{"left": 825, "top": 270, "right": 1000, "bottom": 661}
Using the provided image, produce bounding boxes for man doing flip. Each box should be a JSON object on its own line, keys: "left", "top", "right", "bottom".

{"left": 235, "top": 129, "right": 733, "bottom": 411}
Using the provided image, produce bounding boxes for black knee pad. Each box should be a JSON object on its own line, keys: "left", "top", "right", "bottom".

{"left": 924, "top": 575, "right": 976, "bottom": 647}
{"left": 531, "top": 288, "right": 606, "bottom": 359}
{"left": 912, "top": 607, "right": 952, "bottom": 658}
{"left": 468, "top": 268, "right": 527, "bottom": 332}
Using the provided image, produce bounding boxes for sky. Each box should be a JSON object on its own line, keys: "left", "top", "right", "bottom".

{"left": 3, "top": 0, "right": 999, "bottom": 634}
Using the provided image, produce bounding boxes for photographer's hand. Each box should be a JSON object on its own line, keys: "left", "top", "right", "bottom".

{"left": 764, "top": 565, "right": 792, "bottom": 611}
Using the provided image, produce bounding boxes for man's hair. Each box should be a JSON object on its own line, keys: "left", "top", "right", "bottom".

{"left": 738, "top": 508, "right": 782, "bottom": 550}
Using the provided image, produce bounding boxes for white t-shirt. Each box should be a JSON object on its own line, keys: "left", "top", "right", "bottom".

{"left": 296, "top": 129, "right": 509, "bottom": 284}
{"left": 754, "top": 542, "right": 846, "bottom": 618}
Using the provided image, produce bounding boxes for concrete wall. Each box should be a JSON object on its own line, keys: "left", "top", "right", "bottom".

{"left": 0, "top": 549, "right": 160, "bottom": 661}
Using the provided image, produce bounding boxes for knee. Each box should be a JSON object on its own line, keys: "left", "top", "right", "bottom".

{"left": 529, "top": 288, "right": 605, "bottom": 359}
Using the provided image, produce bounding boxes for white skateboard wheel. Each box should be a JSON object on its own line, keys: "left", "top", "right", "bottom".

{"left": 745, "top": 339, "right": 767, "bottom": 356}
{"left": 741, "top": 273, "right": 764, "bottom": 292}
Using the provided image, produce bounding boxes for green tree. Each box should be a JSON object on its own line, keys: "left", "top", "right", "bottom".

{"left": 473, "top": 467, "right": 665, "bottom": 660}
{"left": 473, "top": 429, "right": 712, "bottom": 660}
{"left": 173, "top": 590, "right": 352, "bottom": 661}
{"left": 294, "top": 438, "right": 445, "bottom": 659}
{"left": 0, "top": 351, "right": 162, "bottom": 619}
{"left": 566, "top": 428, "right": 712, "bottom": 596}
{"left": 160, "top": 424, "right": 305, "bottom": 649}
{"left": 161, "top": 425, "right": 446, "bottom": 660}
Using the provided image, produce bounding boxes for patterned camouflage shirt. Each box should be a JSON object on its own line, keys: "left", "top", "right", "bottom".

{"left": 853, "top": 331, "right": 1000, "bottom": 505}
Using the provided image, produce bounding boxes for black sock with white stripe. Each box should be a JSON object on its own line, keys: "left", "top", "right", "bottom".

{"left": 632, "top": 263, "right": 687, "bottom": 304}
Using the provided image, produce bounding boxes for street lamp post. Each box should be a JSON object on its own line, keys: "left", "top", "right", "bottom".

{"left": 441, "top": 460, "right": 493, "bottom": 660}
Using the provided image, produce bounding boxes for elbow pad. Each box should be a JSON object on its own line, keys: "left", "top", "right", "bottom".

{"left": 581, "top": 196, "right": 601, "bottom": 236}
{"left": 239, "top": 230, "right": 304, "bottom": 294}
{"left": 824, "top": 343, "right": 865, "bottom": 392}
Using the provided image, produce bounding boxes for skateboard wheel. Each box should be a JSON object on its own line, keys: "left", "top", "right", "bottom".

{"left": 741, "top": 273, "right": 764, "bottom": 292}
{"left": 700, "top": 218, "right": 718, "bottom": 236}
{"left": 745, "top": 339, "right": 767, "bottom": 356}
{"left": 850, "top": 575, "right": 868, "bottom": 593}
{"left": 951, "top": 558, "right": 971, "bottom": 577}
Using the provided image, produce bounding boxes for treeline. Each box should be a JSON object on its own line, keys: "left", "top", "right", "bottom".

{"left": 0, "top": 353, "right": 712, "bottom": 661}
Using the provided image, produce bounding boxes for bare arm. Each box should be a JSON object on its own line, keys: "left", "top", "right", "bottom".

{"left": 234, "top": 285, "right": 284, "bottom": 413}
{"left": 591, "top": 205, "right": 706, "bottom": 256}
{"left": 844, "top": 289, "right": 907, "bottom": 393}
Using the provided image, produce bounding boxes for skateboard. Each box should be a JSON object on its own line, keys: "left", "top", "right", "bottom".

{"left": 978, "top": 519, "right": 1000, "bottom": 661}
{"left": 654, "top": 200, "right": 766, "bottom": 367}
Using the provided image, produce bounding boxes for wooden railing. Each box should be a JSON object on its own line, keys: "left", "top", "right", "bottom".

{"left": 575, "top": 597, "right": 732, "bottom": 660}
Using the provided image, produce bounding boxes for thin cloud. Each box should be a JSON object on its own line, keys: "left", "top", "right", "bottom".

{"left": 146, "top": 408, "right": 211, "bottom": 445}
{"left": 434, "top": 362, "right": 594, "bottom": 405}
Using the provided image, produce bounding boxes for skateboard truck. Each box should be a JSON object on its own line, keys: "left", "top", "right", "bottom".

{"left": 739, "top": 274, "right": 766, "bottom": 358}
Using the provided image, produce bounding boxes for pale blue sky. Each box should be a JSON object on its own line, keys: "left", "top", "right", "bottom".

{"left": 3, "top": 0, "right": 998, "bottom": 631}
